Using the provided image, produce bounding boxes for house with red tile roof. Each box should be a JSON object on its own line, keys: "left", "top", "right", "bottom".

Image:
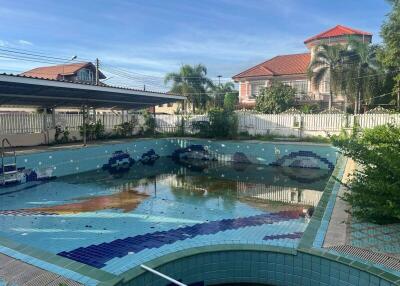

{"left": 233, "top": 25, "right": 372, "bottom": 109}
{"left": 21, "top": 62, "right": 106, "bottom": 83}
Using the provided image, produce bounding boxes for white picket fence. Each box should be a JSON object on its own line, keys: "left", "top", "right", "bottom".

{"left": 0, "top": 112, "right": 400, "bottom": 136}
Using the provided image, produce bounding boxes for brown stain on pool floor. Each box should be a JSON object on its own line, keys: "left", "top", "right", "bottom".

{"left": 30, "top": 189, "right": 149, "bottom": 214}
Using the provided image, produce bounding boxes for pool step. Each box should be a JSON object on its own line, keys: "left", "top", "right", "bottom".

{"left": 3, "top": 163, "right": 16, "bottom": 167}
{"left": 3, "top": 170, "right": 18, "bottom": 175}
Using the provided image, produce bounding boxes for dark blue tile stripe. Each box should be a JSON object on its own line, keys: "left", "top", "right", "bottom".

{"left": 58, "top": 210, "right": 302, "bottom": 268}
{"left": 270, "top": 151, "right": 335, "bottom": 170}
{"left": 263, "top": 231, "right": 303, "bottom": 240}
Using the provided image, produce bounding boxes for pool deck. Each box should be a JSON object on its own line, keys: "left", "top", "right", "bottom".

{"left": 323, "top": 158, "right": 354, "bottom": 247}
{"left": 0, "top": 252, "right": 83, "bottom": 286}
{"left": 323, "top": 159, "right": 400, "bottom": 273}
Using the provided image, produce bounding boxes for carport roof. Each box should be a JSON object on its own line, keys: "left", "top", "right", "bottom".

{"left": 0, "top": 73, "right": 185, "bottom": 109}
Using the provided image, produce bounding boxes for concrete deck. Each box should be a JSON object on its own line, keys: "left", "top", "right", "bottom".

{"left": 323, "top": 158, "right": 354, "bottom": 247}
{"left": 0, "top": 253, "right": 82, "bottom": 286}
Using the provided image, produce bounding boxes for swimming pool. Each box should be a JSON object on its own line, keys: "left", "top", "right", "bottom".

{"left": 0, "top": 139, "right": 338, "bottom": 281}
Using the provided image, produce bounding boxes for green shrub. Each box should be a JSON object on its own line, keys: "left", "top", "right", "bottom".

{"left": 300, "top": 103, "right": 319, "bottom": 114}
{"left": 54, "top": 126, "right": 70, "bottom": 144}
{"left": 114, "top": 121, "right": 135, "bottom": 137}
{"left": 331, "top": 124, "right": 400, "bottom": 224}
{"left": 255, "top": 81, "right": 296, "bottom": 114}
{"left": 223, "top": 92, "right": 239, "bottom": 111}
{"left": 79, "top": 120, "right": 105, "bottom": 141}
{"left": 142, "top": 110, "right": 156, "bottom": 135}
{"left": 207, "top": 108, "right": 238, "bottom": 138}
{"left": 191, "top": 120, "right": 210, "bottom": 137}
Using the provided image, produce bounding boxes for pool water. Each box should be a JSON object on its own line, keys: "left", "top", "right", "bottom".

{"left": 0, "top": 157, "right": 331, "bottom": 274}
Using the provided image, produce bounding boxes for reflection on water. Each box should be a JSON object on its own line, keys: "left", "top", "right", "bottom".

{"left": 53, "top": 157, "right": 331, "bottom": 212}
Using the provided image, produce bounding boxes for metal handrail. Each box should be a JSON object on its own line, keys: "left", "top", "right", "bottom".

{"left": 140, "top": 264, "right": 187, "bottom": 286}
{"left": 1, "top": 138, "right": 16, "bottom": 182}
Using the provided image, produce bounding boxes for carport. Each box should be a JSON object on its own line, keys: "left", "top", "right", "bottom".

{"left": 0, "top": 73, "right": 185, "bottom": 145}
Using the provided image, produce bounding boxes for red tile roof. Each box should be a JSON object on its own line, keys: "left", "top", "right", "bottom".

{"left": 21, "top": 62, "right": 106, "bottom": 80}
{"left": 1, "top": 73, "right": 169, "bottom": 95}
{"left": 232, "top": 53, "right": 311, "bottom": 80}
{"left": 304, "top": 25, "right": 372, "bottom": 44}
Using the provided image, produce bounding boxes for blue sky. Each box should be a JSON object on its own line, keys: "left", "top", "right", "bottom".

{"left": 0, "top": 0, "right": 391, "bottom": 90}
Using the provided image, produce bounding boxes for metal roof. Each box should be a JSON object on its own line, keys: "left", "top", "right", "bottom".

{"left": 0, "top": 73, "right": 185, "bottom": 109}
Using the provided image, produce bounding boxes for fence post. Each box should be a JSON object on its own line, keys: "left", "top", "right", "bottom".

{"left": 51, "top": 109, "right": 56, "bottom": 129}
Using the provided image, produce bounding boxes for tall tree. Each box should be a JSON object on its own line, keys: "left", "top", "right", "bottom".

{"left": 379, "top": 0, "right": 400, "bottom": 109}
{"left": 165, "top": 64, "right": 213, "bottom": 113}
{"left": 308, "top": 44, "right": 346, "bottom": 110}
{"left": 345, "top": 40, "right": 378, "bottom": 113}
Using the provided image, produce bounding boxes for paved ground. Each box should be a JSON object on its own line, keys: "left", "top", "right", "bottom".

{"left": 323, "top": 158, "right": 400, "bottom": 270}
{"left": 0, "top": 253, "right": 82, "bottom": 286}
{"left": 323, "top": 158, "right": 354, "bottom": 247}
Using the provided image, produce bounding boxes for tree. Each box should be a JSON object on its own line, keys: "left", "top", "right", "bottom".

{"left": 379, "top": 0, "right": 400, "bottom": 109}
{"left": 308, "top": 44, "right": 346, "bottom": 110}
{"left": 345, "top": 40, "right": 379, "bottom": 113}
{"left": 255, "top": 81, "right": 295, "bottom": 114}
{"left": 331, "top": 125, "right": 400, "bottom": 224}
{"left": 210, "top": 82, "right": 235, "bottom": 108}
{"left": 223, "top": 91, "right": 239, "bottom": 111}
{"left": 164, "top": 64, "right": 213, "bottom": 113}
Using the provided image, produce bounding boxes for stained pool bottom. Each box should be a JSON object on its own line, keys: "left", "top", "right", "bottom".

{"left": 0, "top": 157, "right": 331, "bottom": 273}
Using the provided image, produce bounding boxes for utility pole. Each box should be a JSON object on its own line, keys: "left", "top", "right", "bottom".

{"left": 95, "top": 58, "right": 100, "bottom": 85}
{"left": 217, "top": 75, "right": 222, "bottom": 86}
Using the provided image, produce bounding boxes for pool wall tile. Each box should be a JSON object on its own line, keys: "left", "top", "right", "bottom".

{"left": 107, "top": 248, "right": 398, "bottom": 286}
{"left": 3, "top": 139, "right": 337, "bottom": 186}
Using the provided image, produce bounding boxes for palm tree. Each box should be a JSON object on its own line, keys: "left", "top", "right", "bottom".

{"left": 308, "top": 44, "right": 346, "bottom": 110}
{"left": 210, "top": 81, "right": 236, "bottom": 108}
{"left": 345, "top": 40, "right": 378, "bottom": 113}
{"left": 164, "top": 64, "right": 213, "bottom": 113}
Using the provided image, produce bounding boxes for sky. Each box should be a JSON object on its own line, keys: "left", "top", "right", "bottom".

{"left": 0, "top": 0, "right": 392, "bottom": 91}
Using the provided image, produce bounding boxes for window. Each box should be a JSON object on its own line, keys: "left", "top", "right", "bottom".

{"left": 320, "top": 79, "right": 330, "bottom": 94}
{"left": 292, "top": 80, "right": 308, "bottom": 99}
{"left": 77, "top": 68, "right": 94, "bottom": 82}
{"left": 319, "top": 75, "right": 330, "bottom": 93}
{"left": 250, "top": 81, "right": 265, "bottom": 98}
{"left": 282, "top": 80, "right": 308, "bottom": 99}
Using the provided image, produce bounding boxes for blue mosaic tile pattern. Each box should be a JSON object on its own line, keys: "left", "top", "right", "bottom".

{"left": 0, "top": 138, "right": 339, "bottom": 279}
{"left": 58, "top": 210, "right": 303, "bottom": 268}
{"left": 0, "top": 139, "right": 337, "bottom": 187}
{"left": 270, "top": 150, "right": 335, "bottom": 170}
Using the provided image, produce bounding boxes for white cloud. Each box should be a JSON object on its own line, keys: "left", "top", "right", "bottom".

{"left": 0, "top": 40, "right": 9, "bottom": 47}
{"left": 18, "top": 40, "right": 33, "bottom": 46}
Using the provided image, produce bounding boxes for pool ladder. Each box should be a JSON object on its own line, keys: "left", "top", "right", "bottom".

{"left": 1, "top": 138, "right": 18, "bottom": 185}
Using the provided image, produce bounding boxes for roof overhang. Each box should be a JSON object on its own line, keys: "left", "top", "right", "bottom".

{"left": 0, "top": 74, "right": 185, "bottom": 110}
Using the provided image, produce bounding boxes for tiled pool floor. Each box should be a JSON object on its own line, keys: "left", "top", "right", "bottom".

{"left": 0, "top": 158, "right": 331, "bottom": 275}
